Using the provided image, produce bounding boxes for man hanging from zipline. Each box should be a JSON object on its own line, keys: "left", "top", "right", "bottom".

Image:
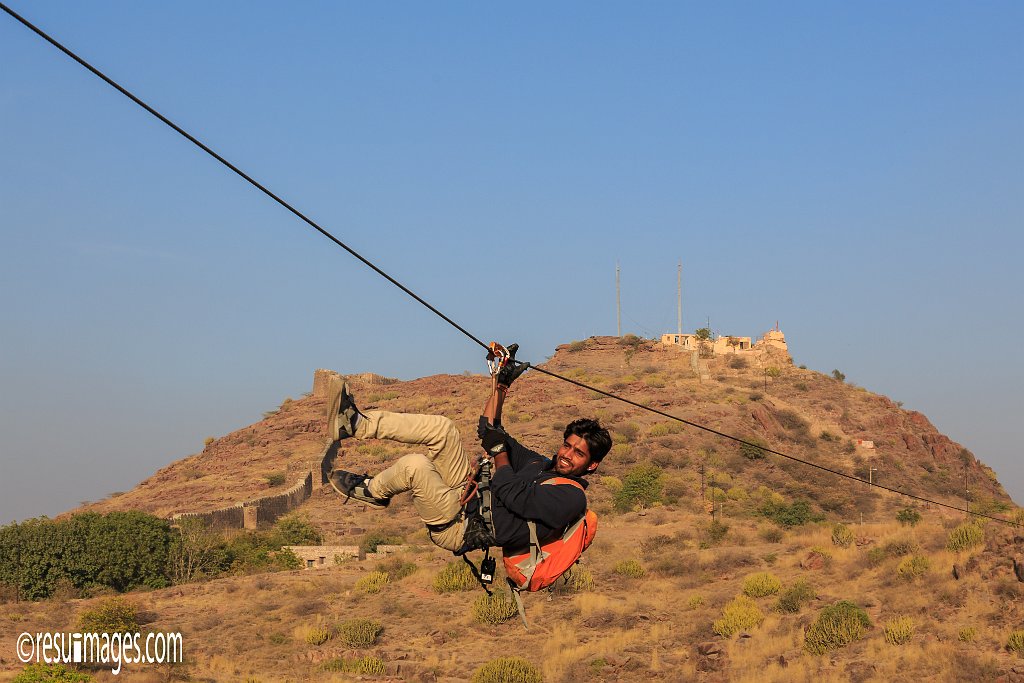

{"left": 323, "top": 343, "right": 610, "bottom": 576}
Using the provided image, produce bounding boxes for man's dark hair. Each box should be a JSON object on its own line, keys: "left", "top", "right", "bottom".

{"left": 564, "top": 418, "right": 612, "bottom": 464}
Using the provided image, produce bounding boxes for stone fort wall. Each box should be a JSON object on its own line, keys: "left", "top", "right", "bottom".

{"left": 172, "top": 369, "right": 383, "bottom": 530}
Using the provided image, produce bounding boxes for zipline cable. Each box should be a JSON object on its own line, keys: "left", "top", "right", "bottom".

{"left": 527, "top": 364, "right": 1017, "bottom": 525}
{"left": 0, "top": 1, "right": 490, "bottom": 355}
{"left": 3, "top": 3, "right": 1016, "bottom": 528}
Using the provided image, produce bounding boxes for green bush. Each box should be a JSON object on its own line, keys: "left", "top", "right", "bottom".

{"left": 432, "top": 561, "right": 477, "bottom": 593}
{"left": 958, "top": 627, "right": 976, "bottom": 642}
{"left": 471, "top": 657, "right": 543, "bottom": 683}
{"left": 354, "top": 571, "right": 389, "bottom": 594}
{"left": 613, "top": 560, "right": 645, "bottom": 578}
{"left": 742, "top": 572, "right": 782, "bottom": 598}
{"left": 896, "top": 555, "right": 931, "bottom": 582}
{"left": 305, "top": 625, "right": 331, "bottom": 646}
{"left": 776, "top": 580, "right": 816, "bottom": 613}
{"left": 1007, "top": 630, "right": 1024, "bottom": 655}
{"left": 739, "top": 438, "right": 767, "bottom": 460}
{"left": 13, "top": 664, "right": 91, "bottom": 683}
{"left": 946, "top": 523, "right": 985, "bottom": 552}
{"left": 712, "top": 595, "right": 765, "bottom": 637}
{"left": 896, "top": 508, "right": 922, "bottom": 527}
{"left": 472, "top": 592, "right": 518, "bottom": 625}
{"left": 804, "top": 601, "right": 871, "bottom": 655}
{"left": 269, "top": 514, "right": 322, "bottom": 546}
{"left": 613, "top": 463, "right": 663, "bottom": 512}
{"left": 700, "top": 520, "right": 729, "bottom": 548}
{"left": 264, "top": 472, "right": 286, "bottom": 487}
{"left": 359, "top": 529, "right": 404, "bottom": 554}
{"left": 831, "top": 523, "right": 854, "bottom": 548}
{"left": 77, "top": 598, "right": 138, "bottom": 633}
{"left": 760, "top": 499, "right": 818, "bottom": 527}
{"left": 322, "top": 656, "right": 387, "bottom": 675}
{"left": 884, "top": 616, "right": 915, "bottom": 645}
{"left": 0, "top": 512, "right": 172, "bottom": 599}
{"left": 686, "top": 595, "right": 704, "bottom": 609}
{"left": 336, "top": 618, "right": 382, "bottom": 648}
{"left": 567, "top": 340, "right": 587, "bottom": 353}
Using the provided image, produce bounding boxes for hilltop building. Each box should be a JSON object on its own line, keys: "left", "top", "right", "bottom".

{"left": 660, "top": 325, "right": 788, "bottom": 355}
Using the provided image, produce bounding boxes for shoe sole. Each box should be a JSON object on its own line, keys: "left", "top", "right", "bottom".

{"left": 324, "top": 375, "right": 345, "bottom": 442}
{"left": 328, "top": 471, "right": 388, "bottom": 508}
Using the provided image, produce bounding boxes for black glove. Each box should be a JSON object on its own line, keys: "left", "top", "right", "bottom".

{"left": 495, "top": 343, "right": 530, "bottom": 388}
{"left": 477, "top": 416, "right": 509, "bottom": 455}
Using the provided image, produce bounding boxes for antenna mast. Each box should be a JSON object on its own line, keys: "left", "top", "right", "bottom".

{"left": 616, "top": 262, "right": 621, "bottom": 338}
{"left": 677, "top": 260, "right": 682, "bottom": 335}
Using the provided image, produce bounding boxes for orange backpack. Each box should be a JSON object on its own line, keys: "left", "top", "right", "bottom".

{"left": 502, "top": 477, "right": 598, "bottom": 625}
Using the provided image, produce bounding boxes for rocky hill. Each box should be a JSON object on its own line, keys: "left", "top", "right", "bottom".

{"left": 79, "top": 335, "right": 1012, "bottom": 530}
{"left": 12, "top": 336, "right": 1021, "bottom": 682}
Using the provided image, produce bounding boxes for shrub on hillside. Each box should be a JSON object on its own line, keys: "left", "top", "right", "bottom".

{"left": 471, "top": 658, "right": 543, "bottom": 683}
{"left": 776, "top": 580, "right": 816, "bottom": 613}
{"left": 304, "top": 625, "right": 331, "bottom": 646}
{"left": 613, "top": 463, "right": 663, "bottom": 512}
{"left": 13, "top": 664, "right": 91, "bottom": 683}
{"left": 375, "top": 557, "right": 417, "bottom": 581}
{"left": 896, "top": 555, "right": 931, "bottom": 582}
{"left": 567, "top": 340, "right": 587, "bottom": 353}
{"left": 0, "top": 512, "right": 172, "bottom": 599}
{"left": 958, "top": 627, "right": 977, "bottom": 642}
{"left": 947, "top": 523, "right": 985, "bottom": 552}
{"left": 804, "top": 601, "right": 871, "bottom": 655}
{"left": 712, "top": 595, "right": 765, "bottom": 637}
{"left": 359, "top": 528, "right": 403, "bottom": 554}
{"left": 322, "top": 656, "right": 387, "bottom": 675}
{"left": 615, "top": 422, "right": 641, "bottom": 443}
{"left": 264, "top": 472, "right": 286, "bottom": 487}
{"left": 742, "top": 572, "right": 782, "bottom": 598}
{"left": 739, "top": 438, "right": 767, "bottom": 460}
{"left": 77, "top": 598, "right": 138, "bottom": 633}
{"left": 472, "top": 592, "right": 518, "bottom": 625}
{"left": 700, "top": 520, "right": 729, "bottom": 548}
{"left": 1006, "top": 631, "right": 1024, "bottom": 655}
{"left": 336, "top": 618, "right": 382, "bottom": 648}
{"left": 760, "top": 499, "right": 818, "bottom": 527}
{"left": 884, "top": 616, "right": 915, "bottom": 645}
{"left": 613, "top": 560, "right": 645, "bottom": 578}
{"left": 354, "top": 571, "right": 389, "bottom": 594}
{"left": 896, "top": 507, "right": 922, "bottom": 527}
{"left": 432, "top": 561, "right": 476, "bottom": 593}
{"left": 831, "top": 523, "right": 854, "bottom": 548}
{"left": 649, "top": 422, "right": 683, "bottom": 437}
{"left": 555, "top": 566, "right": 594, "bottom": 593}
{"left": 269, "top": 514, "right": 322, "bottom": 546}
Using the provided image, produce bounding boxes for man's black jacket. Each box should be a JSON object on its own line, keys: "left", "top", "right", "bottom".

{"left": 489, "top": 435, "right": 589, "bottom": 554}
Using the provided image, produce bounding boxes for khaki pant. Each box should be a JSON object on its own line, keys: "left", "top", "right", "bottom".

{"left": 357, "top": 411, "right": 470, "bottom": 552}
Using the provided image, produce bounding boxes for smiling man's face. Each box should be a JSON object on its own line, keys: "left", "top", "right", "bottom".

{"left": 553, "top": 433, "right": 598, "bottom": 477}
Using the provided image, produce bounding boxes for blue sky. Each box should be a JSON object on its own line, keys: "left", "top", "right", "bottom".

{"left": 1, "top": 1, "right": 1021, "bottom": 522}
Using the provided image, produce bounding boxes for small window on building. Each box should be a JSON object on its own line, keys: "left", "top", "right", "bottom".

{"left": 674, "top": 336, "right": 679, "bottom": 343}
{"left": 306, "top": 559, "right": 314, "bottom": 568}
{"left": 318, "top": 556, "right": 326, "bottom": 565}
